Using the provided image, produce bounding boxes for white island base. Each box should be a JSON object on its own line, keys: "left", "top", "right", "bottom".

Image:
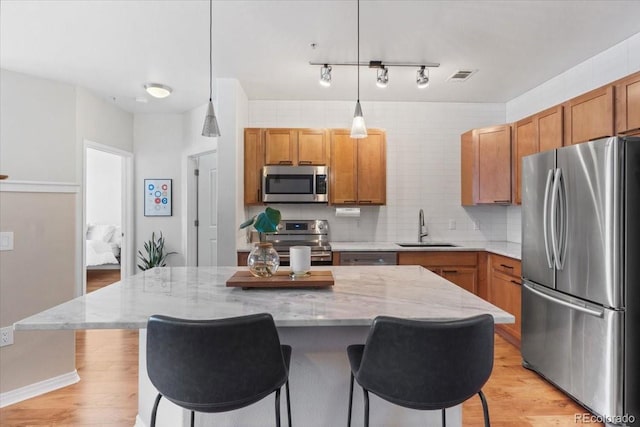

{"left": 137, "top": 326, "right": 461, "bottom": 427}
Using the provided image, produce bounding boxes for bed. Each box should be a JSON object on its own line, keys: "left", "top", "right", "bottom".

{"left": 86, "top": 224, "right": 121, "bottom": 270}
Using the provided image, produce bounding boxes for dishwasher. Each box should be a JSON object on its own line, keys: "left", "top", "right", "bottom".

{"left": 339, "top": 252, "right": 397, "bottom": 266}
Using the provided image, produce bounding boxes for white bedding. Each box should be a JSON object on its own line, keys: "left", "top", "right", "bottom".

{"left": 86, "top": 239, "right": 119, "bottom": 266}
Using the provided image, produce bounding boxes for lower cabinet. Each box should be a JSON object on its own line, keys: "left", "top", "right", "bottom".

{"left": 398, "top": 251, "right": 478, "bottom": 294}
{"left": 487, "top": 254, "right": 522, "bottom": 347}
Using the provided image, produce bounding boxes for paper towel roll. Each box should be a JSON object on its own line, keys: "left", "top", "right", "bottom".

{"left": 290, "top": 246, "right": 311, "bottom": 275}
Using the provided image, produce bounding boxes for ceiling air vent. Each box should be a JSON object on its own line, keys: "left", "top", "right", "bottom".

{"left": 447, "top": 70, "right": 477, "bottom": 82}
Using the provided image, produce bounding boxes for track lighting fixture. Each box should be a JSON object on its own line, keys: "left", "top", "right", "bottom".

{"left": 416, "top": 66, "right": 430, "bottom": 89}
{"left": 376, "top": 66, "right": 389, "bottom": 88}
{"left": 311, "top": 60, "right": 439, "bottom": 89}
{"left": 319, "top": 64, "right": 332, "bottom": 87}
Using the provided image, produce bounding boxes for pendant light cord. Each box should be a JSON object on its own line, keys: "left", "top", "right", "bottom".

{"left": 357, "top": 0, "right": 360, "bottom": 103}
{"left": 209, "top": 0, "right": 213, "bottom": 102}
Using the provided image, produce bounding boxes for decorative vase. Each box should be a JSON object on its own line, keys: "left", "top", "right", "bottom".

{"left": 247, "top": 242, "right": 280, "bottom": 278}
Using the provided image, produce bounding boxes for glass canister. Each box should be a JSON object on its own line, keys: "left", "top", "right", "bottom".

{"left": 247, "top": 242, "right": 280, "bottom": 278}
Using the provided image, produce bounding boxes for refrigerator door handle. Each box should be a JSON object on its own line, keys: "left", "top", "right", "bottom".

{"left": 524, "top": 283, "right": 604, "bottom": 318}
{"left": 542, "top": 169, "right": 554, "bottom": 269}
{"left": 557, "top": 170, "right": 568, "bottom": 270}
{"left": 550, "top": 168, "right": 562, "bottom": 270}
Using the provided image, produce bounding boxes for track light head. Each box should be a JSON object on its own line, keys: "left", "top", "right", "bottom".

{"left": 320, "top": 64, "right": 332, "bottom": 87}
{"left": 416, "top": 66, "right": 430, "bottom": 89}
{"left": 376, "top": 66, "right": 389, "bottom": 88}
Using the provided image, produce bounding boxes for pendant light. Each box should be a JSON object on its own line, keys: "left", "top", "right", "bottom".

{"left": 202, "top": 0, "right": 221, "bottom": 137}
{"left": 350, "top": 0, "right": 367, "bottom": 139}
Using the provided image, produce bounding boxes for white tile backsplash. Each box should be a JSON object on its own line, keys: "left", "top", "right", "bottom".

{"left": 247, "top": 100, "right": 508, "bottom": 243}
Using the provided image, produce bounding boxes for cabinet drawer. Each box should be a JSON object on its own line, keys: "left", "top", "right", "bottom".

{"left": 490, "top": 254, "right": 521, "bottom": 278}
{"left": 398, "top": 251, "right": 477, "bottom": 267}
{"left": 489, "top": 270, "right": 522, "bottom": 341}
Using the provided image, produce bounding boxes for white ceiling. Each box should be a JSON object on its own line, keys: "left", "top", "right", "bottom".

{"left": 2, "top": 0, "right": 640, "bottom": 114}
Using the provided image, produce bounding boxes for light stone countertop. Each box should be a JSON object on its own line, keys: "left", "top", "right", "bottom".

{"left": 14, "top": 266, "right": 514, "bottom": 330}
{"left": 238, "top": 241, "right": 522, "bottom": 260}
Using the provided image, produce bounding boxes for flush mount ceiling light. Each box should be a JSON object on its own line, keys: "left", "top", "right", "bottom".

{"left": 350, "top": 0, "right": 367, "bottom": 139}
{"left": 376, "top": 66, "right": 389, "bottom": 88}
{"left": 202, "top": 0, "right": 221, "bottom": 138}
{"left": 319, "top": 64, "right": 332, "bottom": 87}
{"left": 144, "top": 83, "right": 172, "bottom": 98}
{"left": 416, "top": 66, "right": 430, "bottom": 89}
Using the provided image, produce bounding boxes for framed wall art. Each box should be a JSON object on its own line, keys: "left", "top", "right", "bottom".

{"left": 144, "top": 179, "right": 172, "bottom": 216}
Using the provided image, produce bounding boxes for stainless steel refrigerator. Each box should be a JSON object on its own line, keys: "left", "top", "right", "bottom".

{"left": 521, "top": 136, "right": 639, "bottom": 425}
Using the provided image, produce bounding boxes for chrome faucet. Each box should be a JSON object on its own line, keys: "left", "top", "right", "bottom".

{"left": 418, "top": 209, "right": 428, "bottom": 242}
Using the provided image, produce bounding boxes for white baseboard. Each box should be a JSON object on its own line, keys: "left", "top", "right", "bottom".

{"left": 0, "top": 370, "right": 80, "bottom": 408}
{"left": 134, "top": 414, "right": 147, "bottom": 427}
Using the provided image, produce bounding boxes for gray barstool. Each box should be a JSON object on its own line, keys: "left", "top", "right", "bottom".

{"left": 146, "top": 313, "right": 292, "bottom": 427}
{"left": 347, "top": 314, "right": 494, "bottom": 427}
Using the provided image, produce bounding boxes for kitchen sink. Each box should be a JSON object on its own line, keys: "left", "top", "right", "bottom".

{"left": 396, "top": 243, "right": 458, "bottom": 248}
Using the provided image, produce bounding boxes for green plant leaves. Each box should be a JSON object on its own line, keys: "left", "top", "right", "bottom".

{"left": 137, "top": 231, "right": 177, "bottom": 271}
{"left": 239, "top": 207, "right": 281, "bottom": 233}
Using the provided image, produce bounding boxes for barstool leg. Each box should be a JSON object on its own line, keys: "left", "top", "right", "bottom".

{"left": 347, "top": 373, "right": 354, "bottom": 427}
{"left": 285, "top": 380, "right": 292, "bottom": 427}
{"left": 190, "top": 410, "right": 195, "bottom": 427}
{"left": 363, "top": 389, "right": 370, "bottom": 427}
{"left": 441, "top": 408, "right": 446, "bottom": 427}
{"left": 150, "top": 393, "right": 162, "bottom": 427}
{"left": 478, "top": 390, "right": 491, "bottom": 427}
{"left": 275, "top": 388, "right": 282, "bottom": 427}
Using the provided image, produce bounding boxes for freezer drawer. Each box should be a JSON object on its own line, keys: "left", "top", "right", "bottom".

{"left": 522, "top": 282, "right": 624, "bottom": 420}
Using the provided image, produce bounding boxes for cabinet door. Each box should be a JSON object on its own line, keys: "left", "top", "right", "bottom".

{"left": 298, "top": 129, "right": 328, "bottom": 165}
{"left": 476, "top": 125, "right": 512, "bottom": 204}
{"left": 244, "top": 128, "right": 264, "bottom": 205}
{"left": 615, "top": 71, "right": 640, "bottom": 135}
{"left": 460, "top": 130, "right": 475, "bottom": 206}
{"left": 265, "top": 129, "right": 297, "bottom": 165}
{"left": 513, "top": 117, "right": 536, "bottom": 205}
{"left": 564, "top": 85, "right": 614, "bottom": 145}
{"left": 357, "top": 130, "right": 386, "bottom": 205}
{"left": 441, "top": 267, "right": 477, "bottom": 294}
{"left": 536, "top": 105, "right": 563, "bottom": 151}
{"left": 489, "top": 270, "right": 522, "bottom": 341}
{"left": 330, "top": 130, "right": 358, "bottom": 204}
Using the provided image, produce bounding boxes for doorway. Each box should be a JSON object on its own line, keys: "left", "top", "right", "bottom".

{"left": 195, "top": 151, "right": 219, "bottom": 266}
{"left": 83, "top": 141, "right": 133, "bottom": 293}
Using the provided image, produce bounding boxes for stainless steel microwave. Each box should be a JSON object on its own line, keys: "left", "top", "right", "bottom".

{"left": 262, "top": 165, "right": 328, "bottom": 203}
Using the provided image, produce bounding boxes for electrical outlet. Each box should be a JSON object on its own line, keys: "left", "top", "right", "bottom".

{"left": 448, "top": 219, "right": 456, "bottom": 230}
{"left": 0, "top": 326, "right": 14, "bottom": 347}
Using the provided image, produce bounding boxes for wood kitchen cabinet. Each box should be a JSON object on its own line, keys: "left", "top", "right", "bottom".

{"left": 264, "top": 128, "right": 328, "bottom": 166}
{"left": 461, "top": 124, "right": 512, "bottom": 205}
{"left": 512, "top": 105, "right": 563, "bottom": 204}
{"left": 244, "top": 128, "right": 265, "bottom": 205}
{"left": 398, "top": 251, "right": 478, "bottom": 294}
{"left": 615, "top": 70, "right": 640, "bottom": 136}
{"left": 330, "top": 129, "right": 386, "bottom": 205}
{"left": 564, "top": 84, "right": 614, "bottom": 145}
{"left": 488, "top": 253, "right": 522, "bottom": 347}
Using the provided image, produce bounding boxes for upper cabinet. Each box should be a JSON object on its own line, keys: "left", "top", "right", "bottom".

{"left": 461, "top": 124, "right": 512, "bottom": 205}
{"left": 564, "top": 85, "right": 614, "bottom": 145}
{"left": 615, "top": 71, "right": 640, "bottom": 136}
{"left": 264, "top": 128, "right": 328, "bottom": 166}
{"left": 330, "top": 129, "right": 386, "bottom": 205}
{"left": 244, "top": 128, "right": 265, "bottom": 205}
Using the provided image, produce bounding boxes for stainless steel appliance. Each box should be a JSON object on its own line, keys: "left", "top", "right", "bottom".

{"left": 261, "top": 219, "right": 332, "bottom": 265}
{"left": 521, "top": 136, "right": 639, "bottom": 425}
{"left": 262, "top": 165, "right": 328, "bottom": 203}
{"left": 339, "top": 252, "right": 397, "bottom": 266}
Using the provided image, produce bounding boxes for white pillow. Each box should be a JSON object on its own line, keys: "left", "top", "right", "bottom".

{"left": 87, "top": 224, "right": 116, "bottom": 242}
{"left": 110, "top": 226, "right": 122, "bottom": 246}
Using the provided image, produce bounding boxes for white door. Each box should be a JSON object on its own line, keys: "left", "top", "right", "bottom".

{"left": 197, "top": 152, "right": 218, "bottom": 266}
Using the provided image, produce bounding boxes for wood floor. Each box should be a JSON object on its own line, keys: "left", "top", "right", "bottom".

{"left": 0, "top": 272, "right": 601, "bottom": 427}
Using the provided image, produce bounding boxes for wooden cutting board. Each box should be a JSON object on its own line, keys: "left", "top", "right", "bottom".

{"left": 226, "top": 270, "right": 334, "bottom": 289}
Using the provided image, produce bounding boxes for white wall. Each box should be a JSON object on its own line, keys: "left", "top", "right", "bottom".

{"left": 86, "top": 148, "right": 121, "bottom": 226}
{"left": 504, "top": 31, "right": 640, "bottom": 243}
{"left": 247, "top": 100, "right": 508, "bottom": 243}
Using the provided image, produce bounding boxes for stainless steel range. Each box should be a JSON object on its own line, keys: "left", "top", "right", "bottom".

{"left": 261, "top": 220, "right": 332, "bottom": 265}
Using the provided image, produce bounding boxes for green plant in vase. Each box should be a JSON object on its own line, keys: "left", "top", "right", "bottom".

{"left": 137, "top": 231, "right": 177, "bottom": 271}
{"left": 240, "top": 207, "right": 281, "bottom": 277}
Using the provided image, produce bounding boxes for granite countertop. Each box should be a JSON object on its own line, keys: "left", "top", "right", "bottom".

{"left": 14, "top": 266, "right": 514, "bottom": 330}
{"left": 239, "top": 241, "right": 521, "bottom": 260}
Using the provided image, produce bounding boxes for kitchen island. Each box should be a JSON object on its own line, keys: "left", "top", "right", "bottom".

{"left": 15, "top": 266, "right": 514, "bottom": 427}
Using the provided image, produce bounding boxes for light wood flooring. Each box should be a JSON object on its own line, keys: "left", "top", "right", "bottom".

{"left": 0, "top": 272, "right": 601, "bottom": 427}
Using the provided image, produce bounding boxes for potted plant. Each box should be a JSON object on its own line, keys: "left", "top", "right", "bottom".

{"left": 240, "top": 207, "right": 281, "bottom": 277}
{"left": 137, "top": 231, "right": 177, "bottom": 271}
